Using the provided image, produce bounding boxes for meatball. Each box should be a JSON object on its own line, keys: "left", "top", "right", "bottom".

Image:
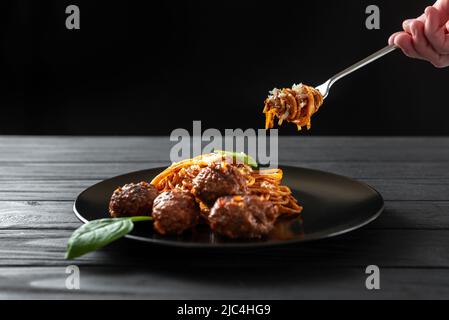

{"left": 192, "top": 163, "right": 247, "bottom": 206}
{"left": 109, "top": 181, "right": 158, "bottom": 218}
{"left": 209, "top": 195, "right": 278, "bottom": 239}
{"left": 152, "top": 190, "right": 199, "bottom": 235}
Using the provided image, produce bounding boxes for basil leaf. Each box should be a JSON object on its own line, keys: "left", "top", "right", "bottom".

{"left": 129, "top": 216, "right": 153, "bottom": 223}
{"left": 214, "top": 150, "right": 258, "bottom": 168}
{"left": 65, "top": 216, "right": 152, "bottom": 259}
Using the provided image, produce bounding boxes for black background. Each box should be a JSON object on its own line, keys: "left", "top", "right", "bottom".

{"left": 1, "top": 0, "right": 447, "bottom": 135}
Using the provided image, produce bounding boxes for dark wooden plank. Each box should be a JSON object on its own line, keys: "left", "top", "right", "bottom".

{"left": 1, "top": 266, "right": 449, "bottom": 299}
{"left": 279, "top": 137, "right": 449, "bottom": 163}
{"left": 0, "top": 137, "right": 171, "bottom": 162}
{"left": 372, "top": 201, "right": 449, "bottom": 230}
{"left": 298, "top": 161, "right": 449, "bottom": 179}
{"left": 0, "top": 162, "right": 166, "bottom": 180}
{"left": 1, "top": 200, "right": 449, "bottom": 230}
{"left": 0, "top": 178, "right": 448, "bottom": 201}
{"left": 0, "top": 180, "right": 93, "bottom": 201}
{"left": 0, "top": 161, "right": 447, "bottom": 180}
{"left": 0, "top": 229, "right": 449, "bottom": 268}
{"left": 0, "top": 201, "right": 76, "bottom": 230}
{"left": 1, "top": 137, "right": 449, "bottom": 162}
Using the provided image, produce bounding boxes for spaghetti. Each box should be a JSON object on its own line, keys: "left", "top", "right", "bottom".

{"left": 263, "top": 83, "right": 324, "bottom": 130}
{"left": 150, "top": 153, "right": 302, "bottom": 217}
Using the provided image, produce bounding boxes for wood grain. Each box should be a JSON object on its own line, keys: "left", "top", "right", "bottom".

{"left": 1, "top": 266, "right": 449, "bottom": 299}
{"left": 1, "top": 228, "right": 449, "bottom": 268}
{"left": 1, "top": 136, "right": 448, "bottom": 162}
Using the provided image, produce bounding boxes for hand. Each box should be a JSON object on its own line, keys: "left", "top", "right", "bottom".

{"left": 389, "top": 0, "right": 449, "bottom": 68}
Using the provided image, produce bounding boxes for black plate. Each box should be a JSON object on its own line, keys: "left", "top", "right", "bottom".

{"left": 73, "top": 166, "right": 384, "bottom": 248}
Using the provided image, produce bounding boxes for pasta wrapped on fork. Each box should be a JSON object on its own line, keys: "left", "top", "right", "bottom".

{"left": 263, "top": 83, "right": 324, "bottom": 130}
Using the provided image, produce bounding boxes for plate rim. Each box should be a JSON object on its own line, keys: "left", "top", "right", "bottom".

{"left": 72, "top": 165, "right": 385, "bottom": 248}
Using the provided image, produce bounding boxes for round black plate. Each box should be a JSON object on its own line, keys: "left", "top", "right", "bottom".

{"left": 73, "top": 166, "right": 384, "bottom": 248}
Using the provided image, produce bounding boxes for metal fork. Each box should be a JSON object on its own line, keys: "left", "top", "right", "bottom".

{"left": 315, "top": 45, "right": 397, "bottom": 99}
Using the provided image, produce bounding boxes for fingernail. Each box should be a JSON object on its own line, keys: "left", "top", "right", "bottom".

{"left": 403, "top": 19, "right": 412, "bottom": 27}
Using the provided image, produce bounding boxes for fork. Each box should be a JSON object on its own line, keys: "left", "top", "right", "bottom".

{"left": 315, "top": 45, "right": 397, "bottom": 99}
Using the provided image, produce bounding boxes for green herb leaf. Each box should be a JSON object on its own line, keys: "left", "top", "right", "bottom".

{"left": 65, "top": 216, "right": 152, "bottom": 259}
{"left": 214, "top": 150, "right": 258, "bottom": 168}
{"left": 129, "top": 216, "right": 153, "bottom": 223}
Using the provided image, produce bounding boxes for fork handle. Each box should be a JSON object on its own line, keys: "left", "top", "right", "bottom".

{"left": 330, "top": 45, "right": 397, "bottom": 86}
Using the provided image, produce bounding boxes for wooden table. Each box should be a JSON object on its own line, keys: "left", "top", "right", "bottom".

{"left": 1, "top": 136, "right": 448, "bottom": 299}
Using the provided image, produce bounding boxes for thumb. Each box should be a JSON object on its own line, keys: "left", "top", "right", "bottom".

{"left": 425, "top": 6, "right": 443, "bottom": 32}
